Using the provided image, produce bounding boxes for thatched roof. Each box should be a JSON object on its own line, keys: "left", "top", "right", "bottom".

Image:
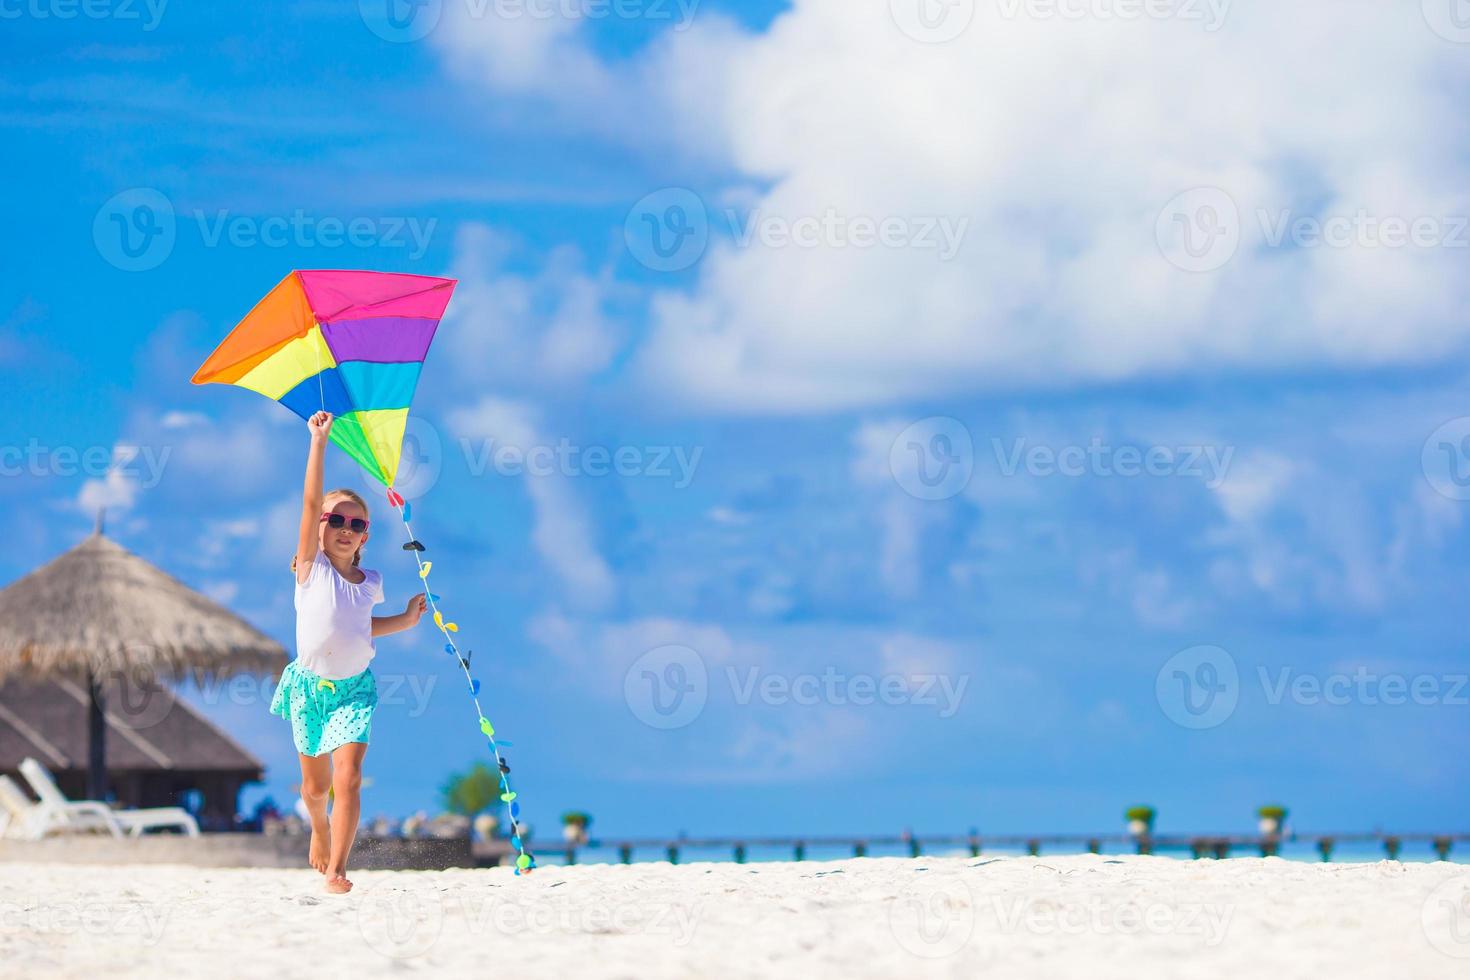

{"left": 0, "top": 531, "right": 286, "bottom": 681}
{"left": 0, "top": 675, "right": 264, "bottom": 774}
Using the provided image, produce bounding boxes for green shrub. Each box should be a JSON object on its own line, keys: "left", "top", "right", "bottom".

{"left": 441, "top": 762, "right": 501, "bottom": 817}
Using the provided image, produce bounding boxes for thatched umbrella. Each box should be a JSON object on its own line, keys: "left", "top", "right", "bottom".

{"left": 0, "top": 522, "right": 286, "bottom": 800}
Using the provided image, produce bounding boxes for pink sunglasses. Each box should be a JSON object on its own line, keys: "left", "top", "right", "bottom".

{"left": 321, "top": 513, "right": 370, "bottom": 534}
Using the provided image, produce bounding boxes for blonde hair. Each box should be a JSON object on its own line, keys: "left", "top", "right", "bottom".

{"left": 291, "top": 488, "right": 371, "bottom": 572}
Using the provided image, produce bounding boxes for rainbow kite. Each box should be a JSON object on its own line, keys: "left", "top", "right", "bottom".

{"left": 193, "top": 270, "right": 536, "bottom": 874}
{"left": 191, "top": 269, "right": 454, "bottom": 486}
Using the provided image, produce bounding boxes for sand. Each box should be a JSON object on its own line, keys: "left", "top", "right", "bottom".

{"left": 2, "top": 854, "right": 1468, "bottom": 979}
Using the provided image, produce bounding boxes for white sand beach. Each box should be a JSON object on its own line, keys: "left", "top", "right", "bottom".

{"left": 2, "top": 854, "right": 1468, "bottom": 979}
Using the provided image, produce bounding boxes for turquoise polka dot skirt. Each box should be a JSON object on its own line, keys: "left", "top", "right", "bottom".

{"left": 270, "top": 661, "right": 378, "bottom": 757}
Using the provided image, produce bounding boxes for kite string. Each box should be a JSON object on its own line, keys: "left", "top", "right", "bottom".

{"left": 393, "top": 495, "right": 536, "bottom": 875}
{"left": 313, "top": 329, "right": 326, "bottom": 413}
{"left": 313, "top": 314, "right": 532, "bottom": 872}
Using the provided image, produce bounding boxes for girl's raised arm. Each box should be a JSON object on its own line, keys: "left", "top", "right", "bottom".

{"left": 295, "top": 411, "right": 332, "bottom": 584}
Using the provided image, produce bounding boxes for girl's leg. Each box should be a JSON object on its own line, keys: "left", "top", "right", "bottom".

{"left": 324, "top": 740, "right": 368, "bottom": 893}
{"left": 298, "top": 752, "right": 332, "bottom": 874}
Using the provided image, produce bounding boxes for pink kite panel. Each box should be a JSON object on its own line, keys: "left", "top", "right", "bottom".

{"left": 297, "top": 270, "right": 457, "bottom": 323}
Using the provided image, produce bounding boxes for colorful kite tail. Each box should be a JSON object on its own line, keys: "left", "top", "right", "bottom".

{"left": 387, "top": 486, "right": 536, "bottom": 875}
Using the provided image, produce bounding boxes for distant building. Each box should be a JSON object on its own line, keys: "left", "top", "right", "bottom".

{"left": 0, "top": 526, "right": 285, "bottom": 829}
{"left": 0, "top": 676, "right": 264, "bottom": 829}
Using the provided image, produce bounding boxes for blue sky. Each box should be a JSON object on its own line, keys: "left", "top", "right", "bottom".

{"left": 2, "top": 1, "right": 1469, "bottom": 846}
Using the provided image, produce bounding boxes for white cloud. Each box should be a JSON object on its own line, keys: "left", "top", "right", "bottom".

{"left": 1207, "top": 452, "right": 1392, "bottom": 612}
{"left": 849, "top": 418, "right": 902, "bottom": 486}
{"left": 437, "top": 3, "right": 610, "bottom": 98}
{"left": 196, "top": 515, "right": 265, "bottom": 569}
{"left": 160, "top": 411, "right": 208, "bottom": 429}
{"left": 78, "top": 465, "right": 139, "bottom": 516}
{"left": 1389, "top": 482, "right": 1463, "bottom": 571}
{"left": 527, "top": 609, "right": 738, "bottom": 692}
{"left": 432, "top": 5, "right": 747, "bottom": 163}
{"left": 877, "top": 632, "right": 959, "bottom": 679}
{"left": 1128, "top": 567, "right": 1197, "bottom": 630}
{"left": 599, "top": 614, "right": 738, "bottom": 664}
{"left": 441, "top": 224, "right": 625, "bottom": 388}
{"left": 528, "top": 616, "right": 974, "bottom": 756}
{"left": 77, "top": 445, "right": 146, "bottom": 516}
{"left": 1210, "top": 450, "right": 1296, "bottom": 525}
{"left": 450, "top": 397, "right": 617, "bottom": 610}
{"left": 851, "top": 418, "right": 973, "bottom": 600}
{"left": 646, "top": 4, "right": 1470, "bottom": 409}
{"left": 203, "top": 580, "right": 240, "bottom": 605}
{"left": 140, "top": 405, "right": 283, "bottom": 497}
{"left": 707, "top": 505, "right": 750, "bottom": 526}
{"left": 1074, "top": 541, "right": 1200, "bottom": 630}
{"left": 436, "top": 2, "right": 1470, "bottom": 412}
{"left": 719, "top": 709, "right": 872, "bottom": 781}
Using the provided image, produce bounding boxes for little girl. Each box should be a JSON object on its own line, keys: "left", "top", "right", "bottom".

{"left": 269, "top": 410, "right": 426, "bottom": 894}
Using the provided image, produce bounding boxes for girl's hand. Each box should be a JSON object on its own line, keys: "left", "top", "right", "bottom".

{"left": 404, "top": 594, "right": 427, "bottom": 626}
{"left": 372, "top": 596, "right": 429, "bottom": 639}
{"left": 308, "top": 411, "right": 334, "bottom": 442}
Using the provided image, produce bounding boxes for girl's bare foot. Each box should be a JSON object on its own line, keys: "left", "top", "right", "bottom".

{"left": 325, "top": 872, "right": 353, "bottom": 894}
{"left": 308, "top": 822, "right": 332, "bottom": 874}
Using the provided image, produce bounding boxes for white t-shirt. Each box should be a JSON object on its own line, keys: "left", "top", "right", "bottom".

{"left": 294, "top": 551, "right": 384, "bottom": 680}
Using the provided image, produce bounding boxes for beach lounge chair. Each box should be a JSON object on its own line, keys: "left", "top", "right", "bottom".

{"left": 18, "top": 757, "right": 200, "bottom": 837}
{"left": 0, "top": 774, "right": 46, "bottom": 840}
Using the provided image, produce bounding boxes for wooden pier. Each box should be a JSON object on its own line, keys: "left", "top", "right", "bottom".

{"left": 473, "top": 831, "right": 1470, "bottom": 867}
